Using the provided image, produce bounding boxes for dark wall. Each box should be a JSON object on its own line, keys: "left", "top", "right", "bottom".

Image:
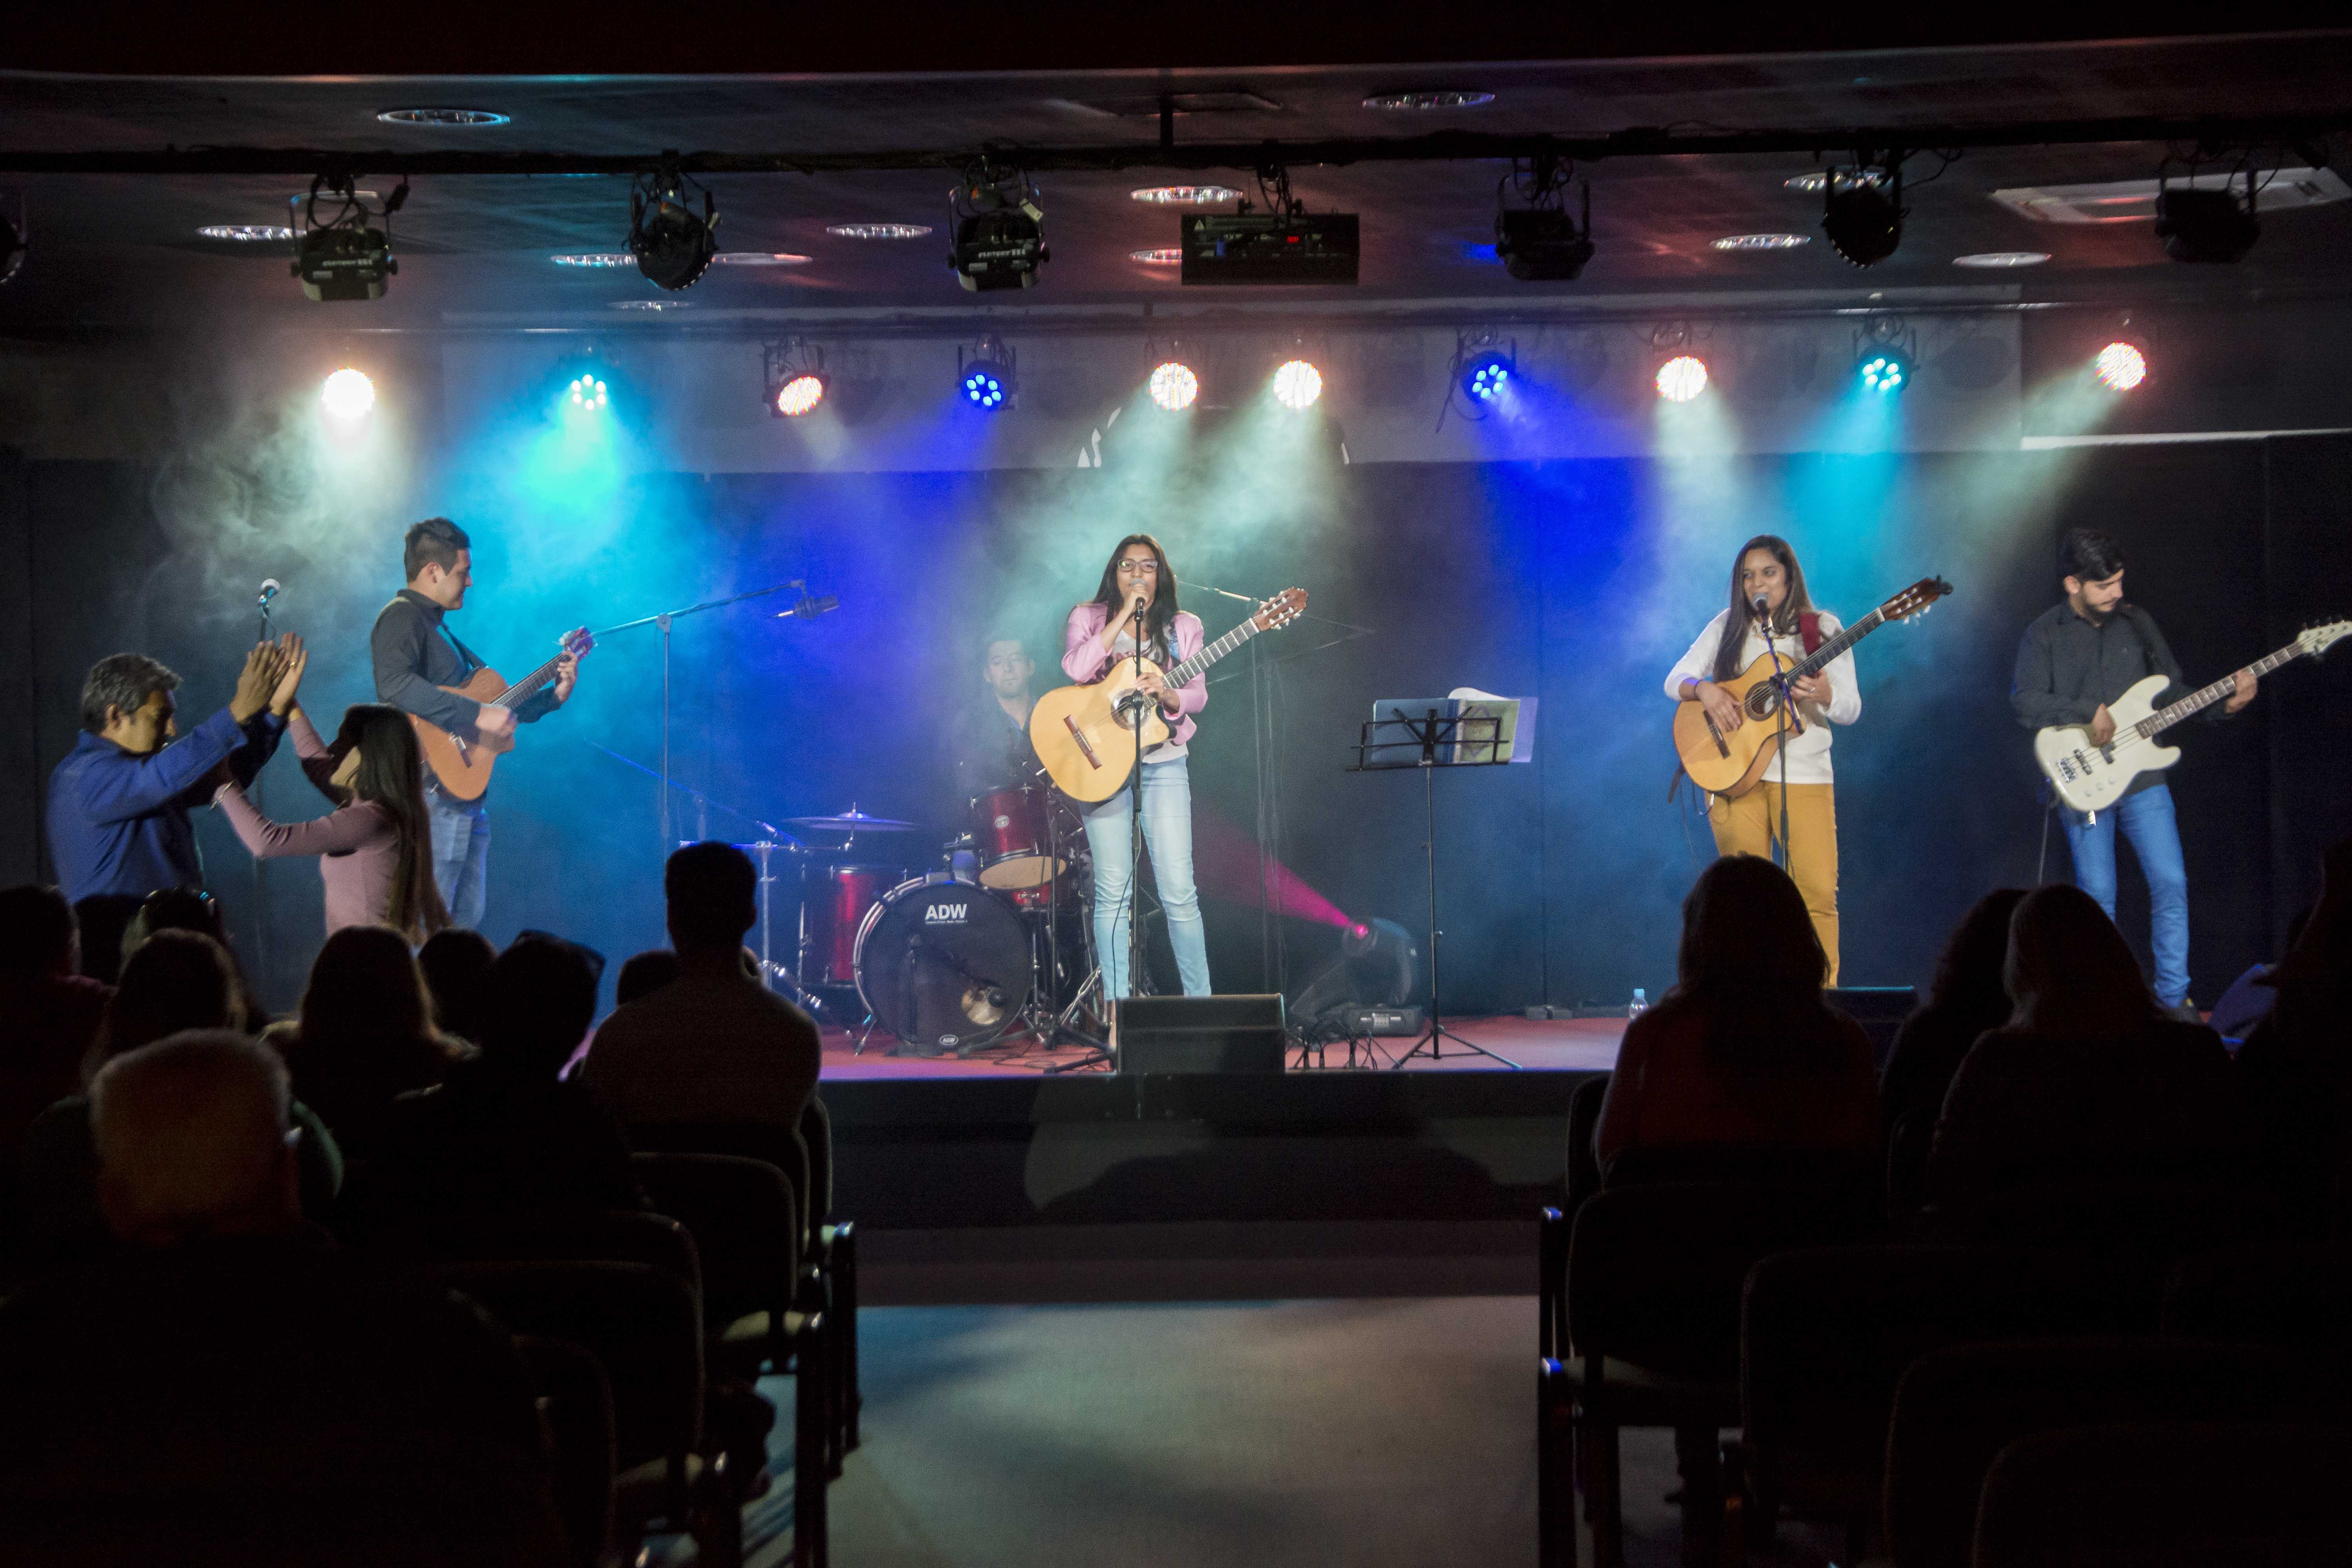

{"left": 7, "top": 438, "right": 2346, "bottom": 1015}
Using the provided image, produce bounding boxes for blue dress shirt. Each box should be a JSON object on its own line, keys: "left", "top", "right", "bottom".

{"left": 45, "top": 707, "right": 287, "bottom": 904}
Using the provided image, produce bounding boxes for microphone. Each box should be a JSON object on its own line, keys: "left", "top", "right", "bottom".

{"left": 774, "top": 592, "right": 839, "bottom": 621}
{"left": 258, "top": 578, "right": 281, "bottom": 608}
{"left": 1751, "top": 593, "right": 1771, "bottom": 624}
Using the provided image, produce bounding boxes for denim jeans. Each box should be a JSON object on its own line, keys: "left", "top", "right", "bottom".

{"left": 2063, "top": 782, "right": 2190, "bottom": 1006}
{"left": 1082, "top": 756, "right": 1210, "bottom": 998}
{"left": 425, "top": 785, "right": 491, "bottom": 932}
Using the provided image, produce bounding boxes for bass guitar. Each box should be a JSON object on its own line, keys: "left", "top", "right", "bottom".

{"left": 2036, "top": 618, "right": 2351, "bottom": 814}
{"left": 1031, "top": 589, "right": 1307, "bottom": 801}
{"left": 410, "top": 626, "right": 595, "bottom": 800}
{"left": 1672, "top": 576, "right": 1952, "bottom": 797}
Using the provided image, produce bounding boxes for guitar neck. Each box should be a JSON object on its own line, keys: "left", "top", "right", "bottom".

{"left": 1784, "top": 608, "right": 1886, "bottom": 679}
{"left": 1163, "top": 616, "right": 1265, "bottom": 688}
{"left": 492, "top": 653, "right": 566, "bottom": 710}
{"left": 2137, "top": 641, "right": 2307, "bottom": 737}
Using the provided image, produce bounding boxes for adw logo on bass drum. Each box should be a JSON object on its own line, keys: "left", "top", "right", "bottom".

{"left": 924, "top": 902, "right": 968, "bottom": 924}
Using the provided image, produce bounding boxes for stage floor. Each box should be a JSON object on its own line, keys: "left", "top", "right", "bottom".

{"left": 814, "top": 1012, "right": 1628, "bottom": 1079}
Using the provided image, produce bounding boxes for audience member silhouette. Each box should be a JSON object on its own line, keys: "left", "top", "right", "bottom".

{"left": 360, "top": 934, "right": 642, "bottom": 1223}
{"left": 263, "top": 924, "right": 471, "bottom": 1161}
{"left": 417, "top": 926, "right": 497, "bottom": 1046}
{"left": 116, "top": 887, "right": 264, "bottom": 1035}
{"left": 2236, "top": 838, "right": 2352, "bottom": 1234}
{"left": 584, "top": 842, "right": 822, "bottom": 1137}
{"left": 614, "top": 947, "right": 683, "bottom": 1007}
{"left": 1594, "top": 854, "right": 1879, "bottom": 1169}
{"left": 0, "top": 886, "right": 109, "bottom": 1185}
{"left": 1879, "top": 888, "right": 2030, "bottom": 1135}
{"left": 1928, "top": 883, "right": 2248, "bottom": 1205}
{"left": 94, "top": 927, "right": 245, "bottom": 1062}
{"left": 0, "top": 1030, "right": 561, "bottom": 1564}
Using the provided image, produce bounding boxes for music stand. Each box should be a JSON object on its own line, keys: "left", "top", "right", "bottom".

{"left": 1350, "top": 699, "right": 1530, "bottom": 1070}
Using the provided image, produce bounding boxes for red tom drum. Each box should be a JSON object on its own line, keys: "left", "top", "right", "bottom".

{"left": 800, "top": 864, "right": 903, "bottom": 986}
{"left": 972, "top": 784, "right": 1064, "bottom": 890}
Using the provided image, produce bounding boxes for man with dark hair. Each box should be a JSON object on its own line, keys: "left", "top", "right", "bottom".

{"left": 2011, "top": 527, "right": 2257, "bottom": 1018}
{"left": 584, "top": 842, "right": 822, "bottom": 1127}
{"left": 45, "top": 642, "right": 292, "bottom": 976}
{"left": 371, "top": 517, "right": 582, "bottom": 929}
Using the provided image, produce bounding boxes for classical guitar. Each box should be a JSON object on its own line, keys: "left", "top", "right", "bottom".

{"left": 1672, "top": 576, "right": 1952, "bottom": 797}
{"left": 410, "top": 626, "right": 595, "bottom": 800}
{"left": 1031, "top": 589, "right": 1307, "bottom": 802}
{"left": 2036, "top": 618, "right": 2351, "bottom": 815}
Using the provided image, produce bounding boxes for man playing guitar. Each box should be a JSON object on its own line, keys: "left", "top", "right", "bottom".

{"left": 371, "top": 517, "right": 582, "bottom": 929}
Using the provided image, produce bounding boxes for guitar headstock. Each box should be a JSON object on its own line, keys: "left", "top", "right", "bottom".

{"left": 2299, "top": 618, "right": 2352, "bottom": 660}
{"left": 561, "top": 626, "right": 596, "bottom": 660}
{"left": 1881, "top": 576, "right": 1955, "bottom": 624}
{"left": 1251, "top": 588, "right": 1308, "bottom": 633}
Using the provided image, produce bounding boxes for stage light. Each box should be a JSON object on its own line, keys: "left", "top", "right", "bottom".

{"left": 1149, "top": 360, "right": 1199, "bottom": 411}
{"left": 826, "top": 223, "right": 933, "bottom": 240}
{"left": 377, "top": 107, "right": 510, "bottom": 126}
{"left": 764, "top": 338, "right": 828, "bottom": 417}
{"left": 200, "top": 224, "right": 296, "bottom": 243}
{"left": 1854, "top": 316, "right": 1916, "bottom": 395}
{"left": 1495, "top": 173, "right": 1594, "bottom": 282}
{"left": 2155, "top": 185, "right": 2259, "bottom": 263}
{"left": 292, "top": 175, "right": 404, "bottom": 302}
{"left": 1271, "top": 358, "right": 1323, "bottom": 410}
{"left": 320, "top": 368, "right": 375, "bottom": 419}
{"left": 1953, "top": 252, "right": 2051, "bottom": 268}
{"left": 1655, "top": 355, "right": 1709, "bottom": 402}
{"left": 2094, "top": 341, "right": 2149, "bottom": 391}
{"left": 566, "top": 374, "right": 608, "bottom": 411}
{"left": 1363, "top": 89, "right": 1495, "bottom": 110}
{"left": 1711, "top": 233, "right": 1810, "bottom": 251}
{"left": 551, "top": 253, "right": 635, "bottom": 267}
{"left": 1822, "top": 161, "right": 1904, "bottom": 267}
{"left": 1461, "top": 347, "right": 1515, "bottom": 403}
{"left": 958, "top": 334, "right": 1016, "bottom": 410}
{"left": 629, "top": 162, "right": 719, "bottom": 292}
{"left": 950, "top": 164, "right": 1048, "bottom": 292}
{"left": 1859, "top": 351, "right": 1910, "bottom": 393}
{"left": 1129, "top": 185, "right": 1242, "bottom": 205}
{"left": 1130, "top": 248, "right": 1182, "bottom": 265}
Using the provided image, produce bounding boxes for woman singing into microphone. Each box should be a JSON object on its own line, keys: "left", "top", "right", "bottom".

{"left": 1062, "top": 534, "right": 1211, "bottom": 1000}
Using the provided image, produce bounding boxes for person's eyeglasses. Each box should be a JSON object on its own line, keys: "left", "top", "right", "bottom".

{"left": 1118, "top": 559, "right": 1158, "bottom": 574}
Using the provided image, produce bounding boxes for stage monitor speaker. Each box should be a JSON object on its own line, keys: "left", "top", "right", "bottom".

{"left": 1828, "top": 985, "right": 1917, "bottom": 1072}
{"left": 1117, "top": 995, "right": 1287, "bottom": 1074}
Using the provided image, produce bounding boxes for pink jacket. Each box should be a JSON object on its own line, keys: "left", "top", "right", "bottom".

{"left": 1062, "top": 603, "right": 1208, "bottom": 748}
{"left": 215, "top": 710, "right": 402, "bottom": 938}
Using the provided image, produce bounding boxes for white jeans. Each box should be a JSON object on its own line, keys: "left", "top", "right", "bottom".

{"left": 1081, "top": 756, "right": 1210, "bottom": 998}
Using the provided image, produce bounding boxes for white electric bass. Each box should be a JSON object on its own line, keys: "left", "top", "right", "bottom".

{"left": 2035, "top": 618, "right": 2351, "bottom": 814}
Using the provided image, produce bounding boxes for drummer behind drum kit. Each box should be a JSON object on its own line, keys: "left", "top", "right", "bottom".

{"left": 786, "top": 777, "right": 1107, "bottom": 1059}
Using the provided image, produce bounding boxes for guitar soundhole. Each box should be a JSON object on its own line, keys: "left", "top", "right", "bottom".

{"left": 1745, "top": 685, "right": 1780, "bottom": 722}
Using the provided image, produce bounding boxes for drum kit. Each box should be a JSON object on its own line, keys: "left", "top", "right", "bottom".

{"left": 784, "top": 773, "right": 1108, "bottom": 1058}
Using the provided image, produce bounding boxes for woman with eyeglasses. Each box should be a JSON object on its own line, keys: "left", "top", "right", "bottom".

{"left": 1060, "top": 534, "right": 1211, "bottom": 1000}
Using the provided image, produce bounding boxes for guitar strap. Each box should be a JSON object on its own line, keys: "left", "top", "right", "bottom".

{"left": 441, "top": 624, "right": 485, "bottom": 679}
{"left": 1798, "top": 612, "right": 1824, "bottom": 655}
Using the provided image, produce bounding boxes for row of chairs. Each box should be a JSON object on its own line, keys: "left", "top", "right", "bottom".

{"left": 1535, "top": 1073, "right": 2348, "bottom": 1567}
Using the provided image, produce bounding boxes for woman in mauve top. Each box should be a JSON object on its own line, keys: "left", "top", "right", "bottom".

{"left": 213, "top": 645, "right": 448, "bottom": 944}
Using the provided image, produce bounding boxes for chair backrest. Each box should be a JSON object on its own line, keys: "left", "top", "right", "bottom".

{"left": 1740, "top": 1245, "right": 2146, "bottom": 1519}
{"left": 512, "top": 1334, "right": 617, "bottom": 1568}
{"left": 1882, "top": 1338, "right": 2308, "bottom": 1568}
{"left": 2161, "top": 1242, "right": 2352, "bottom": 1357}
{"left": 628, "top": 1119, "right": 813, "bottom": 1243}
{"left": 800, "top": 1096, "right": 835, "bottom": 1225}
{"left": 433, "top": 1259, "right": 703, "bottom": 1477}
{"left": 632, "top": 1151, "right": 800, "bottom": 1329}
{"left": 1569, "top": 1180, "right": 1875, "bottom": 1383}
{"left": 1930, "top": 1172, "right": 2287, "bottom": 1257}
{"left": 1606, "top": 1141, "right": 1883, "bottom": 1217}
{"left": 1564, "top": 1074, "right": 1608, "bottom": 1216}
{"left": 362, "top": 1207, "right": 701, "bottom": 1305}
{"left": 1971, "top": 1420, "right": 2352, "bottom": 1568}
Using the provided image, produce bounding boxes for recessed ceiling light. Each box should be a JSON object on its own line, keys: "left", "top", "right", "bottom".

{"left": 713, "top": 252, "right": 813, "bottom": 267}
{"left": 1712, "top": 233, "right": 1811, "bottom": 251}
{"left": 377, "top": 108, "right": 511, "bottom": 127}
{"left": 610, "top": 299, "right": 694, "bottom": 311}
{"left": 1363, "top": 90, "right": 1495, "bottom": 110}
{"left": 1129, "top": 185, "right": 1242, "bottom": 205}
{"left": 1953, "top": 251, "right": 2053, "bottom": 268}
{"left": 1130, "top": 248, "right": 1183, "bottom": 265}
{"left": 826, "top": 223, "right": 934, "bottom": 240}
{"left": 198, "top": 224, "right": 295, "bottom": 242}
{"left": 1783, "top": 170, "right": 1888, "bottom": 194}
{"left": 552, "top": 253, "right": 637, "bottom": 267}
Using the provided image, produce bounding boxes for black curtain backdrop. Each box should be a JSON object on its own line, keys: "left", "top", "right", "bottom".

{"left": 7, "top": 438, "right": 2347, "bottom": 1014}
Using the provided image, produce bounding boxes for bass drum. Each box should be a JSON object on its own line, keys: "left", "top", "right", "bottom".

{"left": 853, "top": 874, "right": 1033, "bottom": 1056}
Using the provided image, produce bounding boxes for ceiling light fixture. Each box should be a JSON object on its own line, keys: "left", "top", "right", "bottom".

{"left": 1855, "top": 315, "right": 1915, "bottom": 394}
{"left": 1271, "top": 358, "right": 1323, "bottom": 410}
{"left": 2155, "top": 177, "right": 2260, "bottom": 263}
{"left": 714, "top": 252, "right": 812, "bottom": 267}
{"left": 377, "top": 108, "right": 510, "bottom": 126}
{"left": 199, "top": 224, "right": 296, "bottom": 243}
{"left": 551, "top": 253, "right": 637, "bottom": 267}
{"left": 608, "top": 299, "right": 693, "bottom": 311}
{"left": 1494, "top": 154, "right": 1594, "bottom": 282}
{"left": 629, "top": 158, "right": 720, "bottom": 291}
{"left": 291, "top": 173, "right": 404, "bottom": 302}
{"left": 1149, "top": 360, "right": 1200, "bottom": 412}
{"left": 1363, "top": 89, "right": 1495, "bottom": 110}
{"left": 1953, "top": 251, "right": 2051, "bottom": 267}
{"left": 320, "top": 368, "right": 375, "bottom": 419}
{"left": 1822, "top": 155, "right": 1906, "bottom": 267}
{"left": 949, "top": 162, "right": 1048, "bottom": 292}
{"left": 826, "top": 223, "right": 933, "bottom": 240}
{"left": 1655, "top": 356, "right": 1709, "bottom": 402}
{"left": 1785, "top": 169, "right": 1886, "bottom": 194}
{"left": 1130, "top": 185, "right": 1242, "bottom": 205}
{"left": 2094, "top": 341, "right": 2149, "bottom": 391}
{"left": 765, "top": 339, "right": 828, "bottom": 417}
{"left": 959, "top": 333, "right": 1017, "bottom": 409}
{"left": 1130, "top": 248, "right": 1182, "bottom": 265}
{"left": 1711, "top": 233, "right": 1810, "bottom": 251}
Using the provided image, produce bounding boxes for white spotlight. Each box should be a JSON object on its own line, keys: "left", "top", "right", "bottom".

{"left": 1654, "top": 355, "right": 1710, "bottom": 403}
{"left": 1149, "top": 361, "right": 1200, "bottom": 411}
{"left": 321, "top": 368, "right": 376, "bottom": 419}
{"left": 1272, "top": 359, "right": 1323, "bottom": 410}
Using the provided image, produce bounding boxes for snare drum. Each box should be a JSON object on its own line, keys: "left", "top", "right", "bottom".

{"left": 972, "top": 784, "right": 1064, "bottom": 890}
{"left": 799, "top": 864, "right": 904, "bottom": 986}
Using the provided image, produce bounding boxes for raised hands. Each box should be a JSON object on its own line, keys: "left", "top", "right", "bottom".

{"left": 269, "top": 633, "right": 308, "bottom": 716}
{"left": 229, "top": 640, "right": 289, "bottom": 723}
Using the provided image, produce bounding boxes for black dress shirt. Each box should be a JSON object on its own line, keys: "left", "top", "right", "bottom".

{"left": 370, "top": 589, "right": 560, "bottom": 744}
{"left": 2011, "top": 600, "right": 2226, "bottom": 799}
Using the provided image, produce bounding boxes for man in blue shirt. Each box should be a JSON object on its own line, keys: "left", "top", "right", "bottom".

{"left": 45, "top": 642, "right": 293, "bottom": 975}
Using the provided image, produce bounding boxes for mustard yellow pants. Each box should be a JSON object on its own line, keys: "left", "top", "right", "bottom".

{"left": 1708, "top": 781, "right": 1840, "bottom": 984}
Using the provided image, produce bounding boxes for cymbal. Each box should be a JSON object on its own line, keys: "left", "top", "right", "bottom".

{"left": 786, "top": 808, "right": 920, "bottom": 832}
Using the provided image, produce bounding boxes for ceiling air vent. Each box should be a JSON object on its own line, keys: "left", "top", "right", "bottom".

{"left": 1989, "top": 167, "right": 2349, "bottom": 224}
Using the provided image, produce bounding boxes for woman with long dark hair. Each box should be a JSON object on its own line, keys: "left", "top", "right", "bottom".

{"left": 1059, "top": 533, "right": 1211, "bottom": 999}
{"left": 213, "top": 645, "right": 450, "bottom": 944}
{"left": 263, "top": 923, "right": 471, "bottom": 1159}
{"left": 1664, "top": 534, "right": 1861, "bottom": 980}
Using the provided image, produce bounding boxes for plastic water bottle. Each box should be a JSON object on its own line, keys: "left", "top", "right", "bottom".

{"left": 1628, "top": 987, "right": 1648, "bottom": 1019}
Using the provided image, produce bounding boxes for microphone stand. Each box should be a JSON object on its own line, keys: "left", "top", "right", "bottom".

{"left": 1127, "top": 602, "right": 1148, "bottom": 1051}
{"left": 1757, "top": 598, "right": 1797, "bottom": 871}
{"left": 251, "top": 586, "right": 274, "bottom": 995}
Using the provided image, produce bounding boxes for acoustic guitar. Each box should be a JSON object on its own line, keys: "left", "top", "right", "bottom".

{"left": 410, "top": 626, "right": 595, "bottom": 800}
{"left": 2036, "top": 618, "right": 2350, "bottom": 814}
{"left": 1671, "top": 576, "right": 1951, "bottom": 797}
{"left": 1031, "top": 589, "right": 1307, "bottom": 801}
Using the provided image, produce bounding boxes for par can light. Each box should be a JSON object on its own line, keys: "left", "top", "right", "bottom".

{"left": 1272, "top": 359, "right": 1323, "bottom": 410}
{"left": 2094, "top": 341, "right": 2149, "bottom": 391}
{"left": 1149, "top": 361, "right": 1200, "bottom": 411}
{"left": 1655, "top": 355, "right": 1709, "bottom": 403}
{"left": 320, "top": 368, "right": 375, "bottom": 419}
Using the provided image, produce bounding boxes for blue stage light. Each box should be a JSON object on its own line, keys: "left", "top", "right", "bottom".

{"left": 1461, "top": 349, "right": 1515, "bottom": 403}
{"left": 1859, "top": 349, "right": 1910, "bottom": 394}
{"left": 958, "top": 334, "right": 1016, "bottom": 411}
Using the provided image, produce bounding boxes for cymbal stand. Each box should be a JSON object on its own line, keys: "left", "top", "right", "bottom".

{"left": 1025, "top": 782, "right": 1115, "bottom": 1073}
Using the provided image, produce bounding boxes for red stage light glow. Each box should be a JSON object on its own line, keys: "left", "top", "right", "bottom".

{"left": 1187, "top": 808, "right": 1353, "bottom": 928}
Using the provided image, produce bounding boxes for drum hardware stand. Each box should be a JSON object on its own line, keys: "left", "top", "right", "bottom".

{"left": 1350, "top": 707, "right": 1522, "bottom": 1071}
{"left": 1020, "top": 793, "right": 1115, "bottom": 1073}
